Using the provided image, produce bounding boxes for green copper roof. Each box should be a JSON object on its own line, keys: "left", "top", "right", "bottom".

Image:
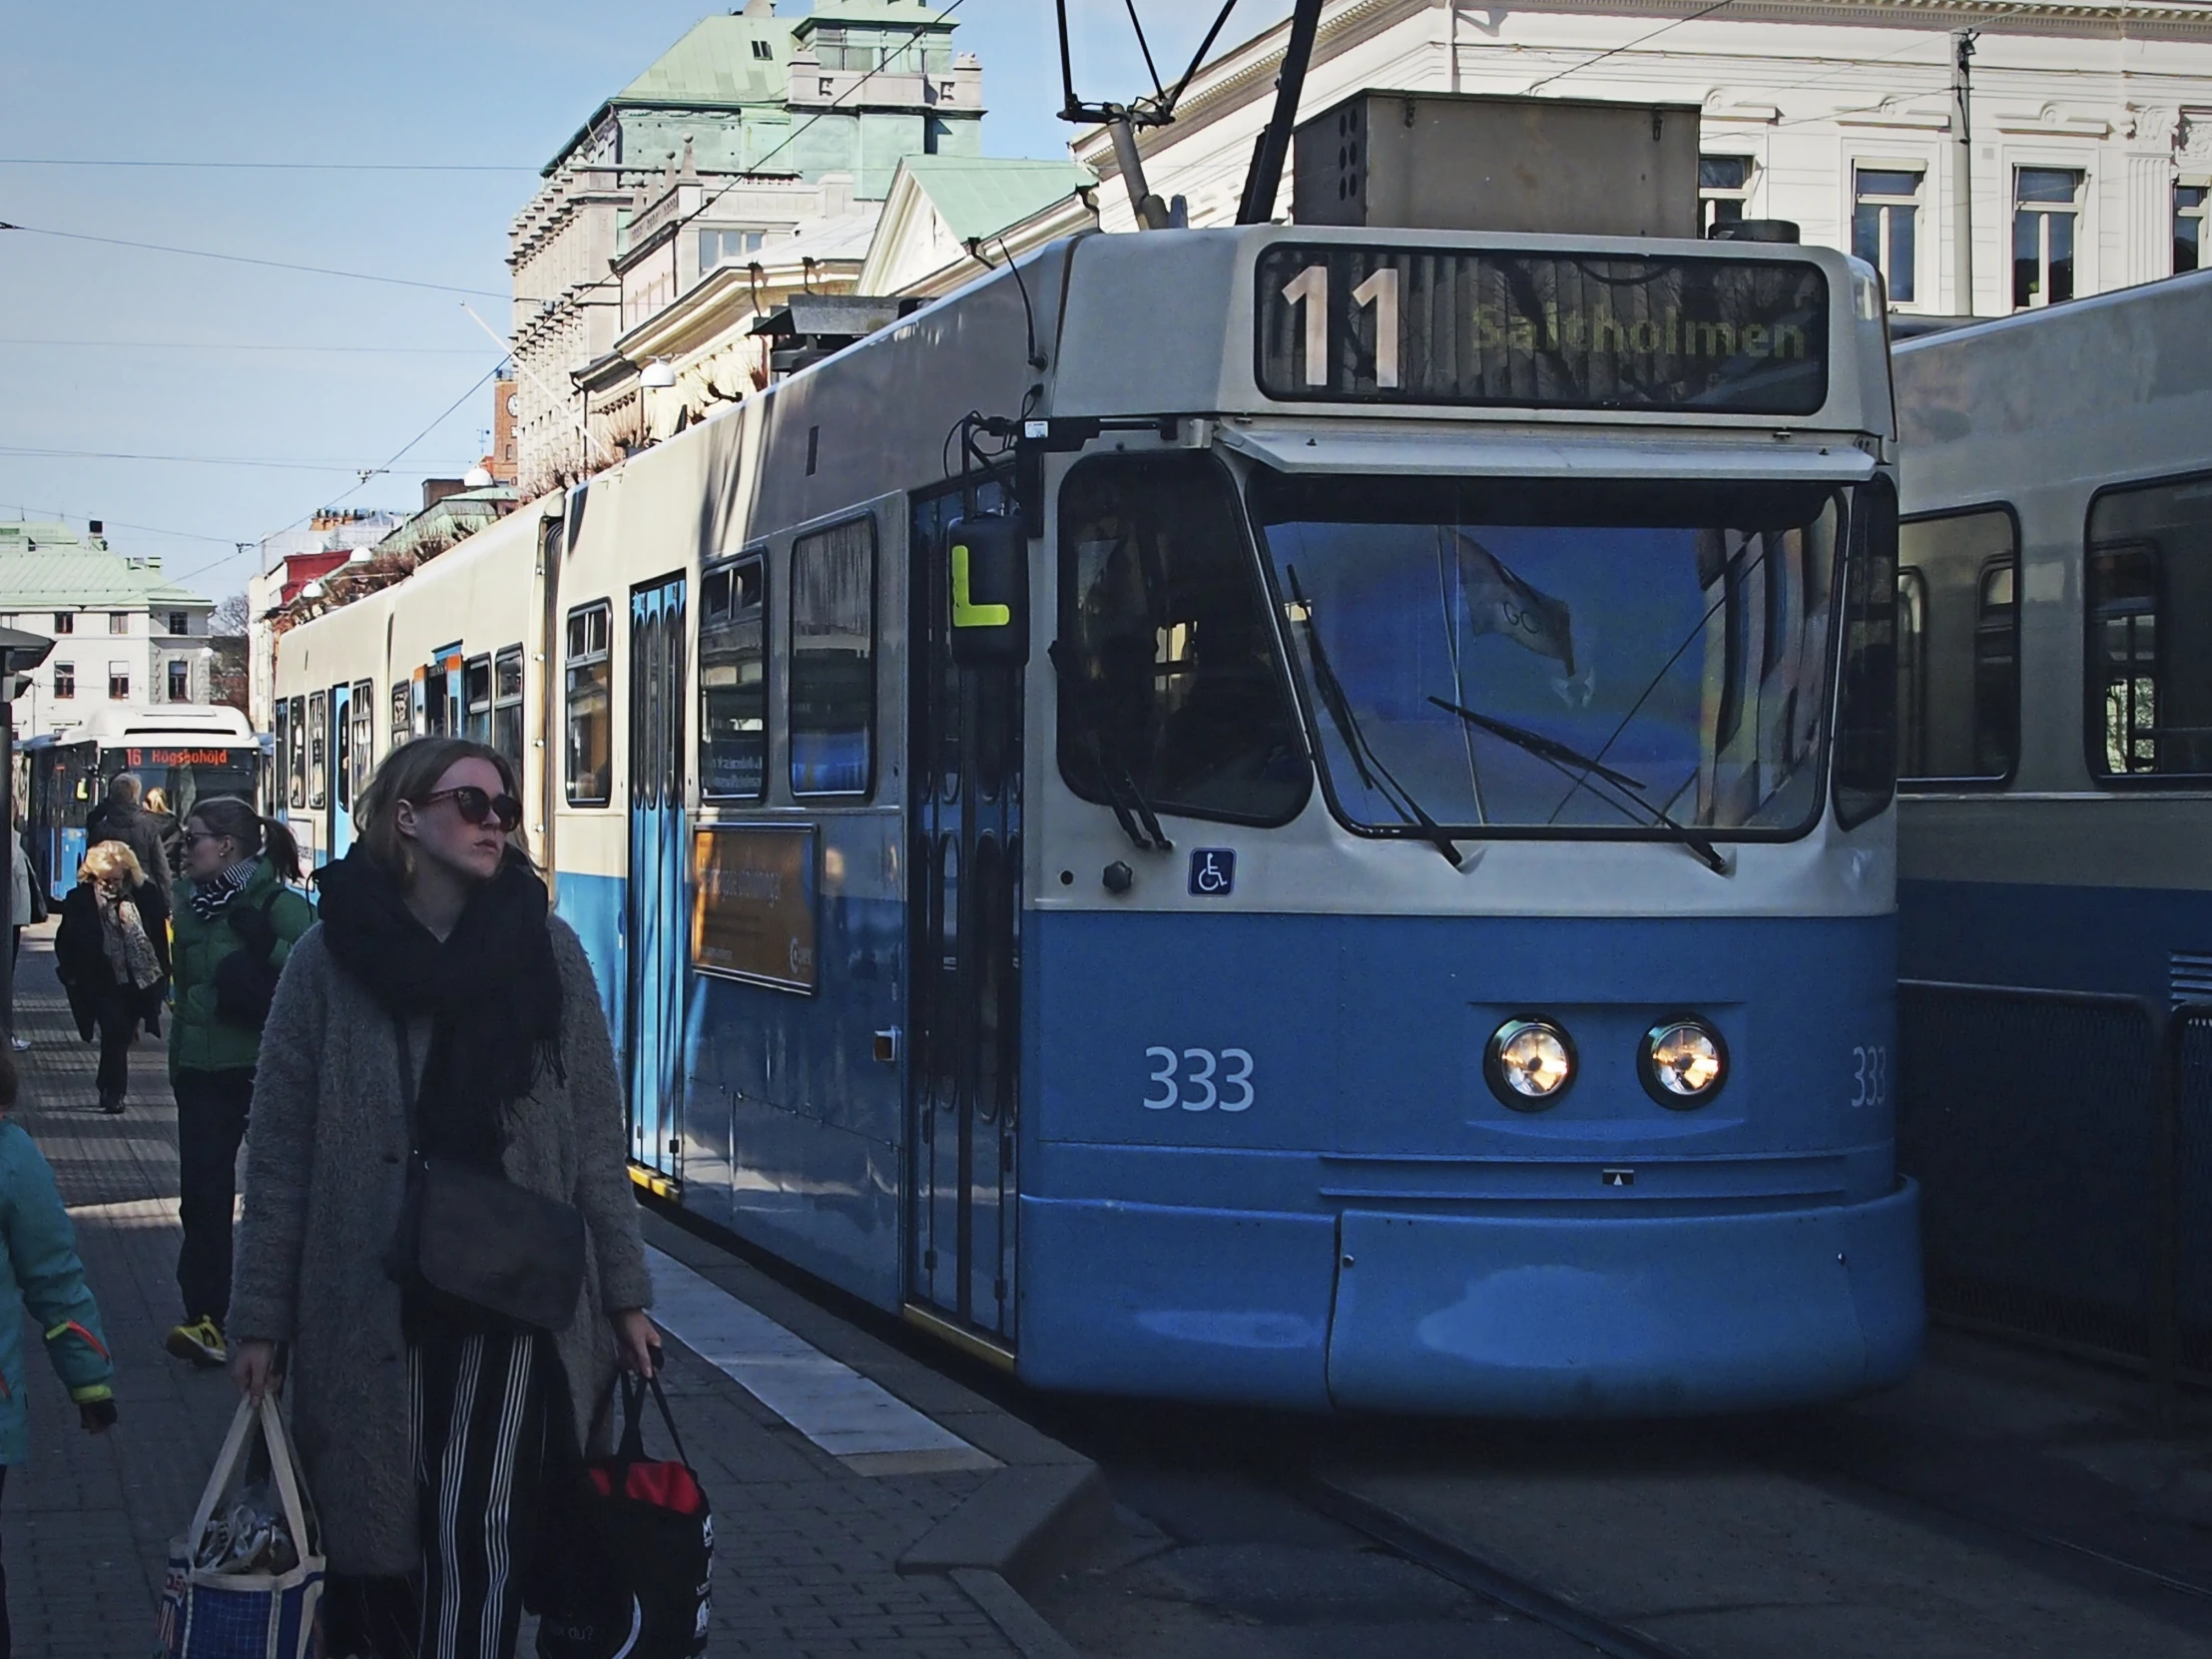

{"left": 619, "top": 14, "right": 792, "bottom": 106}
{"left": 0, "top": 524, "right": 210, "bottom": 609}
{"left": 899, "top": 157, "right": 1093, "bottom": 243}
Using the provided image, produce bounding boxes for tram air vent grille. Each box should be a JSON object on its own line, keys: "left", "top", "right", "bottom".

{"left": 2170, "top": 950, "right": 2212, "bottom": 1008}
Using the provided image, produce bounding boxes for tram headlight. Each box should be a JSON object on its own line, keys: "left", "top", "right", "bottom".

{"left": 1486, "top": 1018, "right": 1576, "bottom": 1110}
{"left": 1640, "top": 1018, "right": 1728, "bottom": 1107}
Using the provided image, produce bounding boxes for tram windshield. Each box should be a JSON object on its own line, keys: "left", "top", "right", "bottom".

{"left": 1250, "top": 473, "right": 1848, "bottom": 837}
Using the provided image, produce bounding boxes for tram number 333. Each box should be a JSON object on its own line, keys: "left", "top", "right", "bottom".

{"left": 1850, "top": 1044, "right": 1890, "bottom": 1109}
{"left": 1145, "top": 1047, "right": 1256, "bottom": 1112}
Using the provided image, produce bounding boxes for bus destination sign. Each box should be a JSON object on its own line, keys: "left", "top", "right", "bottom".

{"left": 1254, "top": 245, "right": 1829, "bottom": 416}
{"left": 128, "top": 748, "right": 243, "bottom": 768}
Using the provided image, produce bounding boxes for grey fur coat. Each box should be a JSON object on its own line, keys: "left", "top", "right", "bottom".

{"left": 229, "top": 916, "right": 653, "bottom": 1576}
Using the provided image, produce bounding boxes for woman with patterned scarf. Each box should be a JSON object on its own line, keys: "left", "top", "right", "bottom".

{"left": 163, "top": 798, "right": 312, "bottom": 1371}
{"left": 53, "top": 840, "right": 170, "bottom": 1116}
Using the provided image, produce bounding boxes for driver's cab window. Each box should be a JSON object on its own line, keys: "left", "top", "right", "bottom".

{"left": 1056, "top": 453, "right": 1308, "bottom": 826}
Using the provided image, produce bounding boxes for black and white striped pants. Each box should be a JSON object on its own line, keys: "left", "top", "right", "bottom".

{"left": 324, "top": 1331, "right": 551, "bottom": 1659}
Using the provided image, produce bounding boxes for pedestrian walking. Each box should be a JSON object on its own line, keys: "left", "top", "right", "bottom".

{"left": 7, "top": 814, "right": 43, "bottom": 1054}
{"left": 142, "top": 786, "right": 185, "bottom": 880}
{"left": 229, "top": 736, "right": 656, "bottom": 1659}
{"left": 0, "top": 1044, "right": 117, "bottom": 1658}
{"left": 53, "top": 840, "right": 170, "bottom": 1115}
{"left": 164, "top": 797, "right": 312, "bottom": 1372}
{"left": 84, "top": 772, "right": 173, "bottom": 905}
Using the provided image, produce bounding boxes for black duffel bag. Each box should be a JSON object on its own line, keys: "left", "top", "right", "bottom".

{"left": 536, "top": 1371, "right": 713, "bottom": 1659}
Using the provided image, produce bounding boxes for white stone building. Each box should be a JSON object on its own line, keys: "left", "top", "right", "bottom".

{"left": 0, "top": 522, "right": 216, "bottom": 741}
{"left": 1075, "top": 0, "right": 2212, "bottom": 318}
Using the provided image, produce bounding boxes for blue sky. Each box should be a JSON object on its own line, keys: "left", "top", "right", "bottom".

{"left": 0, "top": 0, "right": 1291, "bottom": 603}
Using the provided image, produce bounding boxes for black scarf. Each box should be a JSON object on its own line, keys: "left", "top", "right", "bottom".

{"left": 313, "top": 848, "right": 565, "bottom": 1172}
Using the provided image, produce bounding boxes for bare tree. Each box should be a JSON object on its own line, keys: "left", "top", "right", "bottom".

{"left": 208, "top": 592, "right": 252, "bottom": 714}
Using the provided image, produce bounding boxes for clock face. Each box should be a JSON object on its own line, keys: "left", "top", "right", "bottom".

{"left": 506, "top": 393, "right": 521, "bottom": 416}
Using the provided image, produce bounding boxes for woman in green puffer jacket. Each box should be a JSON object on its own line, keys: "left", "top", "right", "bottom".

{"left": 165, "top": 797, "right": 312, "bottom": 1370}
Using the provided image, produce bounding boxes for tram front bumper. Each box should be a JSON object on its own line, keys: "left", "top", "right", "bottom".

{"left": 1325, "top": 1180, "right": 1923, "bottom": 1416}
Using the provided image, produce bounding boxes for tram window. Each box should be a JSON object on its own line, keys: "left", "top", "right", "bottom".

{"left": 1061, "top": 454, "right": 1310, "bottom": 827}
{"left": 1896, "top": 508, "right": 2018, "bottom": 784}
{"left": 306, "top": 691, "right": 326, "bottom": 811}
{"left": 700, "top": 555, "right": 768, "bottom": 801}
{"left": 1253, "top": 471, "right": 1846, "bottom": 836}
{"left": 789, "top": 517, "right": 875, "bottom": 797}
{"left": 286, "top": 696, "right": 305, "bottom": 810}
{"left": 565, "top": 601, "right": 613, "bottom": 805}
{"left": 274, "top": 701, "right": 290, "bottom": 805}
{"left": 1834, "top": 476, "right": 1900, "bottom": 829}
{"left": 492, "top": 646, "right": 525, "bottom": 770}
{"left": 389, "top": 683, "right": 409, "bottom": 750}
{"left": 463, "top": 655, "right": 493, "bottom": 746}
{"left": 2087, "top": 472, "right": 2212, "bottom": 781}
{"left": 350, "top": 680, "right": 374, "bottom": 789}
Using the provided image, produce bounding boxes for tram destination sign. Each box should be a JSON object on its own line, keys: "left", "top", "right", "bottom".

{"left": 1254, "top": 245, "right": 1829, "bottom": 415}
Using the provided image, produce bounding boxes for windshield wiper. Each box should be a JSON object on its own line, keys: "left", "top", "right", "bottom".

{"left": 1426, "top": 695, "right": 1730, "bottom": 875}
{"left": 1047, "top": 640, "right": 1174, "bottom": 852}
{"left": 1288, "top": 568, "right": 1463, "bottom": 868}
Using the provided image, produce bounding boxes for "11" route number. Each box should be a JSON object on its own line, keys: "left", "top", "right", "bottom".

{"left": 1281, "top": 264, "right": 1400, "bottom": 388}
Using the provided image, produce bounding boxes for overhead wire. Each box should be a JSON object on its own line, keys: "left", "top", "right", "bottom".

{"left": 0, "top": 222, "right": 507, "bottom": 299}
{"left": 0, "top": 338, "right": 501, "bottom": 356}
{"left": 0, "top": 504, "right": 240, "bottom": 547}
{"left": 0, "top": 446, "right": 481, "bottom": 474}
{"left": 1521, "top": 0, "right": 1739, "bottom": 94}
{"left": 0, "top": 158, "right": 533, "bottom": 173}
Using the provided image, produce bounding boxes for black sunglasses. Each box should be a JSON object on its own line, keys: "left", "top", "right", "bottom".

{"left": 414, "top": 787, "right": 522, "bottom": 831}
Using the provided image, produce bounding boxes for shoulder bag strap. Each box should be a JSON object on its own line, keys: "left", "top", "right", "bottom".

{"left": 392, "top": 1015, "right": 419, "bottom": 1151}
{"left": 644, "top": 1373, "right": 694, "bottom": 1469}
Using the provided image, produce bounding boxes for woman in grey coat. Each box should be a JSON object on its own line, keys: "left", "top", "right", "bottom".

{"left": 229, "top": 736, "right": 656, "bottom": 1659}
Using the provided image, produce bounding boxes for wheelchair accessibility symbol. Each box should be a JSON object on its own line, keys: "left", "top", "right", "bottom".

{"left": 1188, "top": 848, "right": 1236, "bottom": 897}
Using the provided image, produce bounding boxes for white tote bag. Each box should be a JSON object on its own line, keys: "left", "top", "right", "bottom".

{"left": 157, "top": 1393, "right": 326, "bottom": 1659}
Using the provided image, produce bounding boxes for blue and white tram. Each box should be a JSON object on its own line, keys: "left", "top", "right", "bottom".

{"left": 277, "top": 222, "right": 1921, "bottom": 1413}
{"left": 24, "top": 702, "right": 261, "bottom": 899}
{"left": 1893, "top": 271, "right": 2212, "bottom": 1004}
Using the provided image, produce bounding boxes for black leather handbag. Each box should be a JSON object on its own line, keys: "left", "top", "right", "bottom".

{"left": 387, "top": 1018, "right": 587, "bottom": 1333}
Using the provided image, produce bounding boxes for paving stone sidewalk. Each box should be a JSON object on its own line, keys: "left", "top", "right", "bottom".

{"left": 0, "top": 923, "right": 1027, "bottom": 1656}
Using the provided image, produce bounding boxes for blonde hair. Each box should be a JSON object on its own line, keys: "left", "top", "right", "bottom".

{"left": 144, "top": 787, "right": 170, "bottom": 815}
{"left": 80, "top": 839, "right": 147, "bottom": 886}
{"left": 352, "top": 737, "right": 530, "bottom": 884}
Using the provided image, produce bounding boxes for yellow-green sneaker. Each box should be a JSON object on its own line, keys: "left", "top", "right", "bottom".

{"left": 166, "top": 1317, "right": 226, "bottom": 1369}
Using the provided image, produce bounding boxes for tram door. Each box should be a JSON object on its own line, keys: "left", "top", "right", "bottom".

{"left": 906, "top": 485, "right": 1022, "bottom": 1347}
{"left": 328, "top": 683, "right": 355, "bottom": 859}
{"left": 626, "top": 574, "right": 688, "bottom": 1179}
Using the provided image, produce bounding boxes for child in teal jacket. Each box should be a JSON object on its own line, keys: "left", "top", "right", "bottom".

{"left": 0, "top": 1044, "right": 116, "bottom": 1656}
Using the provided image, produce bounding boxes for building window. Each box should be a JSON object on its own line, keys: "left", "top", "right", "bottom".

{"left": 790, "top": 517, "right": 875, "bottom": 797}
{"left": 1700, "top": 156, "right": 1754, "bottom": 234}
{"left": 52, "top": 663, "right": 73, "bottom": 700}
{"left": 108, "top": 662, "right": 130, "bottom": 701}
{"left": 2087, "top": 471, "right": 2212, "bottom": 780}
{"left": 750, "top": 37, "right": 773, "bottom": 60}
{"left": 2177, "top": 183, "right": 2209, "bottom": 275}
{"left": 2014, "top": 168, "right": 2084, "bottom": 310}
{"left": 700, "top": 554, "right": 768, "bottom": 801}
{"left": 51, "top": 613, "right": 71, "bottom": 635}
{"left": 699, "top": 228, "right": 768, "bottom": 276}
{"left": 565, "top": 601, "right": 613, "bottom": 805}
{"left": 492, "top": 646, "right": 524, "bottom": 770}
{"left": 1853, "top": 168, "right": 1922, "bottom": 304}
{"left": 166, "top": 611, "right": 189, "bottom": 636}
{"left": 109, "top": 612, "right": 129, "bottom": 635}
{"left": 167, "top": 660, "right": 190, "bottom": 702}
{"left": 1897, "top": 508, "right": 2017, "bottom": 784}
